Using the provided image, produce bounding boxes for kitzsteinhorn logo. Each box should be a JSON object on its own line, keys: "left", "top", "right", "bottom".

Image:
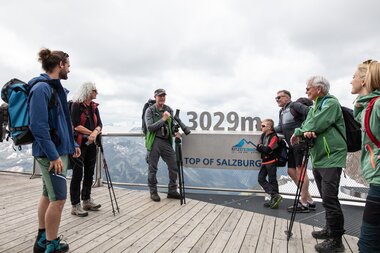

{"left": 231, "top": 138, "right": 257, "bottom": 153}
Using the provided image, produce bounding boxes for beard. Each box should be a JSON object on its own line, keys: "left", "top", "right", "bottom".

{"left": 58, "top": 69, "right": 68, "bottom": 80}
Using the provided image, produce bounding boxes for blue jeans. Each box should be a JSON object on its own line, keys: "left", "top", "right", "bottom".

{"left": 358, "top": 184, "right": 380, "bottom": 253}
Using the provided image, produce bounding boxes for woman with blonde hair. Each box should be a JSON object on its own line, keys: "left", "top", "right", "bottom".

{"left": 351, "top": 60, "right": 380, "bottom": 253}
{"left": 70, "top": 82, "right": 103, "bottom": 217}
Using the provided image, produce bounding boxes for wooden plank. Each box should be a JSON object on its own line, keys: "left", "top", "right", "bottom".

{"left": 299, "top": 223, "right": 317, "bottom": 253}
{"left": 222, "top": 211, "right": 253, "bottom": 253}
{"left": 137, "top": 201, "right": 208, "bottom": 253}
{"left": 159, "top": 204, "right": 222, "bottom": 253}
{"left": 287, "top": 221, "right": 303, "bottom": 253}
{"left": 188, "top": 206, "right": 232, "bottom": 253}
{"left": 343, "top": 234, "right": 359, "bottom": 253}
{"left": 271, "top": 218, "right": 288, "bottom": 253}
{"left": 240, "top": 212, "right": 265, "bottom": 253}
{"left": 206, "top": 208, "right": 243, "bottom": 253}
{"left": 255, "top": 215, "right": 275, "bottom": 253}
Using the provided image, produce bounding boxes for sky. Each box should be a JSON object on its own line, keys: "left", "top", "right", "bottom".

{"left": 1, "top": 0, "right": 379, "bottom": 130}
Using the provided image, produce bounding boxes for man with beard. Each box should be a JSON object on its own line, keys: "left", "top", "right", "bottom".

{"left": 145, "top": 89, "right": 182, "bottom": 201}
{"left": 29, "top": 48, "right": 80, "bottom": 253}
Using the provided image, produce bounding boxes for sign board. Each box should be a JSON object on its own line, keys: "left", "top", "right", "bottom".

{"left": 182, "top": 131, "right": 262, "bottom": 170}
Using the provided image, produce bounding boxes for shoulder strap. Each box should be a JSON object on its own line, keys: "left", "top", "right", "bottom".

{"left": 364, "top": 96, "right": 380, "bottom": 148}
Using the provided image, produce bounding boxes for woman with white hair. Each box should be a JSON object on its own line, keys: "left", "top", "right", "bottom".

{"left": 291, "top": 76, "right": 347, "bottom": 253}
{"left": 70, "top": 82, "right": 103, "bottom": 217}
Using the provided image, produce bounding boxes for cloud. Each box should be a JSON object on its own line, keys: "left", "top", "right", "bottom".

{"left": 1, "top": 0, "right": 380, "bottom": 127}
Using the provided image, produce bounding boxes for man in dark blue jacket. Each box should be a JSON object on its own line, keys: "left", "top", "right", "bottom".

{"left": 29, "top": 48, "right": 80, "bottom": 253}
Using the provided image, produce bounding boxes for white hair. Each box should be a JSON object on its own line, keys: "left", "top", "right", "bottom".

{"left": 73, "top": 82, "right": 97, "bottom": 103}
{"left": 307, "top": 75, "right": 330, "bottom": 94}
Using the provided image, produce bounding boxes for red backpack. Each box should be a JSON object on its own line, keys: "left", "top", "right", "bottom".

{"left": 364, "top": 96, "right": 380, "bottom": 148}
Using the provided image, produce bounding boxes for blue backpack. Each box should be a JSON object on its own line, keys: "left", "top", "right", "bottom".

{"left": 1, "top": 78, "right": 56, "bottom": 147}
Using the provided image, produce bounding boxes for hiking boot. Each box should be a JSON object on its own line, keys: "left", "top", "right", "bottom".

{"left": 167, "top": 191, "right": 182, "bottom": 199}
{"left": 82, "top": 199, "right": 101, "bottom": 211}
{"left": 71, "top": 203, "right": 88, "bottom": 217}
{"left": 312, "top": 228, "right": 330, "bottom": 240}
{"left": 33, "top": 230, "right": 46, "bottom": 253}
{"left": 151, "top": 192, "right": 161, "bottom": 202}
{"left": 314, "top": 238, "right": 345, "bottom": 253}
{"left": 45, "top": 236, "right": 69, "bottom": 253}
{"left": 270, "top": 194, "right": 283, "bottom": 209}
{"left": 287, "top": 202, "right": 310, "bottom": 213}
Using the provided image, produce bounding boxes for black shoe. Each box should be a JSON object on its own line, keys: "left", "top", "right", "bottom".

{"left": 315, "top": 238, "right": 345, "bottom": 253}
{"left": 150, "top": 192, "right": 161, "bottom": 202}
{"left": 33, "top": 231, "right": 46, "bottom": 253}
{"left": 287, "top": 202, "right": 310, "bottom": 213}
{"left": 308, "top": 202, "right": 317, "bottom": 211}
{"left": 312, "top": 228, "right": 330, "bottom": 240}
{"left": 167, "top": 191, "right": 182, "bottom": 199}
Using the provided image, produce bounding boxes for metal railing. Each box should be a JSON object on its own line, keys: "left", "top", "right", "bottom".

{"left": 89, "top": 132, "right": 368, "bottom": 202}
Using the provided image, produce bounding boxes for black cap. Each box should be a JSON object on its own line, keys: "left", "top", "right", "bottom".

{"left": 154, "top": 88, "right": 166, "bottom": 96}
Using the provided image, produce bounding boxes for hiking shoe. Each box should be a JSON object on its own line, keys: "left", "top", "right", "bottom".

{"left": 287, "top": 202, "right": 310, "bottom": 213}
{"left": 45, "top": 236, "right": 69, "bottom": 253}
{"left": 312, "top": 228, "right": 330, "bottom": 240}
{"left": 33, "top": 231, "right": 46, "bottom": 253}
{"left": 82, "top": 199, "right": 101, "bottom": 211}
{"left": 167, "top": 191, "right": 181, "bottom": 199}
{"left": 270, "top": 194, "right": 283, "bottom": 209}
{"left": 151, "top": 192, "right": 161, "bottom": 202}
{"left": 71, "top": 203, "right": 88, "bottom": 217}
{"left": 314, "top": 238, "right": 345, "bottom": 253}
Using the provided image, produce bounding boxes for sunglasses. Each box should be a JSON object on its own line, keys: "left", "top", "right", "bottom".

{"left": 92, "top": 89, "right": 98, "bottom": 93}
{"left": 261, "top": 125, "right": 267, "bottom": 128}
{"left": 275, "top": 95, "right": 285, "bottom": 100}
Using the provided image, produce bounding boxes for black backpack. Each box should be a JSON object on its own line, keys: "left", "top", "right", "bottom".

{"left": 141, "top": 99, "right": 156, "bottom": 135}
{"left": 338, "top": 106, "right": 361, "bottom": 152}
{"left": 319, "top": 97, "right": 361, "bottom": 152}
{"left": 275, "top": 138, "right": 288, "bottom": 167}
{"left": 289, "top": 97, "right": 313, "bottom": 122}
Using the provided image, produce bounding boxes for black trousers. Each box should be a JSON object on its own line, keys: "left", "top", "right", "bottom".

{"left": 313, "top": 167, "right": 345, "bottom": 238}
{"left": 70, "top": 143, "right": 97, "bottom": 205}
{"left": 258, "top": 163, "right": 278, "bottom": 196}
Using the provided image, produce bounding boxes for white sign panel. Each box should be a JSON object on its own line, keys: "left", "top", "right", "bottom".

{"left": 182, "top": 131, "right": 262, "bottom": 170}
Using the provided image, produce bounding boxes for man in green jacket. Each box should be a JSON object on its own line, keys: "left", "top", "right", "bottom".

{"left": 292, "top": 76, "right": 347, "bottom": 253}
{"left": 145, "top": 89, "right": 181, "bottom": 202}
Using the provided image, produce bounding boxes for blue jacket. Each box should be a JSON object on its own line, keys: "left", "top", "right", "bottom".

{"left": 28, "top": 74, "right": 76, "bottom": 161}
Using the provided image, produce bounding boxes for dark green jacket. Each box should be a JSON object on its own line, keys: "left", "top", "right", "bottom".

{"left": 354, "top": 89, "right": 380, "bottom": 185}
{"left": 294, "top": 94, "right": 347, "bottom": 168}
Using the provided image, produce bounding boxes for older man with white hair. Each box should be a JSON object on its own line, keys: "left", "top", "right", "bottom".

{"left": 291, "top": 76, "right": 347, "bottom": 253}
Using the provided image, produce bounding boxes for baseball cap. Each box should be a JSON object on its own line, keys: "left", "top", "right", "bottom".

{"left": 154, "top": 88, "right": 166, "bottom": 96}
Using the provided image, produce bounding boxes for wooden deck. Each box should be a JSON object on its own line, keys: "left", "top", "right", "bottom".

{"left": 0, "top": 172, "right": 359, "bottom": 253}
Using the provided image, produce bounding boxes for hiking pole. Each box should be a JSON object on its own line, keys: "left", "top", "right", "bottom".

{"left": 285, "top": 138, "right": 312, "bottom": 241}
{"left": 97, "top": 135, "right": 120, "bottom": 215}
{"left": 175, "top": 136, "right": 186, "bottom": 205}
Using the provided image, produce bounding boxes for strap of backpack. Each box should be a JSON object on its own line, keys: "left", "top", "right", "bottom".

{"left": 364, "top": 96, "right": 380, "bottom": 148}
